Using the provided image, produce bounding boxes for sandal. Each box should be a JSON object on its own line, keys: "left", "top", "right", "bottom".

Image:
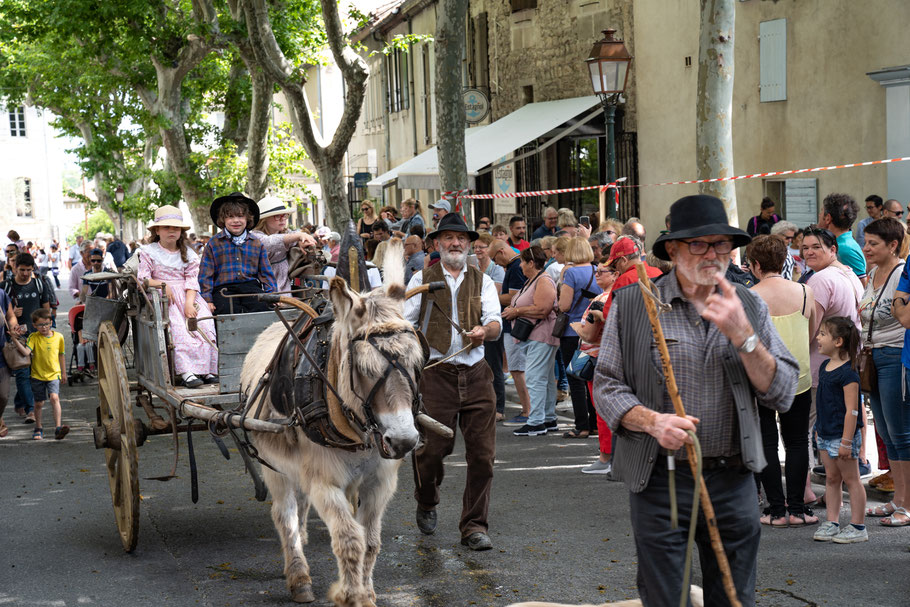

{"left": 880, "top": 507, "right": 910, "bottom": 527}
{"left": 0, "top": 420, "right": 8, "bottom": 438}
{"left": 788, "top": 512, "right": 819, "bottom": 526}
{"left": 32, "top": 428, "right": 43, "bottom": 440}
{"left": 867, "top": 501, "right": 898, "bottom": 517}
{"left": 760, "top": 514, "right": 789, "bottom": 527}
{"left": 562, "top": 429, "right": 590, "bottom": 439}
{"left": 54, "top": 425, "right": 70, "bottom": 440}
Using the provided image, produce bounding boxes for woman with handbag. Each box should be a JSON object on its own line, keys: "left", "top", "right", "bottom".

{"left": 859, "top": 218, "right": 909, "bottom": 525}
{"left": 571, "top": 257, "right": 619, "bottom": 473}
{"left": 748, "top": 235, "right": 818, "bottom": 526}
{"left": 501, "top": 246, "right": 559, "bottom": 436}
{"left": 556, "top": 237, "right": 602, "bottom": 438}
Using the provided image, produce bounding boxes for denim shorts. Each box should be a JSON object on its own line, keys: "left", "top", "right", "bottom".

{"left": 30, "top": 378, "right": 60, "bottom": 402}
{"left": 816, "top": 429, "right": 861, "bottom": 459}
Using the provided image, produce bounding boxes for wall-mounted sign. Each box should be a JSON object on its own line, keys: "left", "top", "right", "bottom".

{"left": 353, "top": 172, "right": 372, "bottom": 188}
{"left": 464, "top": 89, "right": 490, "bottom": 124}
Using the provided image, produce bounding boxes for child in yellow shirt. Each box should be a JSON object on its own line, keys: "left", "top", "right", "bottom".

{"left": 26, "top": 309, "right": 67, "bottom": 440}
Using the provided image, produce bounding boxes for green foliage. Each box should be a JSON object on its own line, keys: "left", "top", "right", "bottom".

{"left": 370, "top": 34, "right": 434, "bottom": 57}
{"left": 70, "top": 209, "right": 116, "bottom": 242}
{"left": 266, "top": 123, "right": 315, "bottom": 205}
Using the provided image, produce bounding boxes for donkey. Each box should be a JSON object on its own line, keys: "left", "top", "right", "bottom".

{"left": 241, "top": 241, "right": 424, "bottom": 606}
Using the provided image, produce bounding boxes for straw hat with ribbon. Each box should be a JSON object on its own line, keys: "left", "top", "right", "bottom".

{"left": 147, "top": 205, "right": 191, "bottom": 230}
{"left": 257, "top": 195, "right": 292, "bottom": 220}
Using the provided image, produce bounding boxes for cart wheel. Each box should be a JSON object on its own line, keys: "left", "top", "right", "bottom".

{"left": 97, "top": 320, "right": 139, "bottom": 552}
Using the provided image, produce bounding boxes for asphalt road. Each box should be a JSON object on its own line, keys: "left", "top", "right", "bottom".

{"left": 2, "top": 288, "right": 909, "bottom": 607}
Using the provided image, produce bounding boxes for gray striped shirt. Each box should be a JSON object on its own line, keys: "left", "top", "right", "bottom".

{"left": 595, "top": 269, "right": 798, "bottom": 459}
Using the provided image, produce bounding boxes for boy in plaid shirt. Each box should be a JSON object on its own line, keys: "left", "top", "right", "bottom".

{"left": 199, "top": 192, "right": 277, "bottom": 314}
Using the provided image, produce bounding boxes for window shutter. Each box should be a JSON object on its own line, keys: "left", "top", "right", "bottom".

{"left": 783, "top": 178, "right": 817, "bottom": 227}
{"left": 759, "top": 19, "right": 787, "bottom": 102}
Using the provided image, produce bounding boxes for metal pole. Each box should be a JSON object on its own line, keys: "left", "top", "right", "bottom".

{"left": 603, "top": 98, "right": 617, "bottom": 219}
{"left": 119, "top": 208, "right": 124, "bottom": 241}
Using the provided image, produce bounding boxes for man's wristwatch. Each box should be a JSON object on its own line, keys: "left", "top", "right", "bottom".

{"left": 737, "top": 332, "right": 759, "bottom": 353}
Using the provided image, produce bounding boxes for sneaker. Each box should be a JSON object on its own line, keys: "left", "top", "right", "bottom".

{"left": 24, "top": 412, "right": 35, "bottom": 424}
{"left": 858, "top": 460, "right": 873, "bottom": 479}
{"left": 544, "top": 420, "right": 559, "bottom": 433}
{"left": 832, "top": 524, "right": 868, "bottom": 544}
{"left": 513, "top": 423, "right": 547, "bottom": 436}
{"left": 460, "top": 531, "right": 493, "bottom": 551}
{"left": 869, "top": 471, "right": 892, "bottom": 488}
{"left": 54, "top": 425, "right": 70, "bottom": 440}
{"left": 581, "top": 460, "right": 613, "bottom": 475}
{"left": 504, "top": 374, "right": 515, "bottom": 385}
{"left": 813, "top": 521, "right": 840, "bottom": 541}
{"left": 415, "top": 508, "right": 437, "bottom": 535}
{"left": 502, "top": 415, "right": 528, "bottom": 427}
{"left": 556, "top": 389, "right": 569, "bottom": 402}
{"left": 812, "top": 464, "right": 826, "bottom": 477}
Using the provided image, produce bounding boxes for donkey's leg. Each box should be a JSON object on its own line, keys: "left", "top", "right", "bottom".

{"left": 264, "top": 467, "right": 315, "bottom": 603}
{"left": 357, "top": 464, "right": 399, "bottom": 602}
{"left": 309, "top": 484, "right": 372, "bottom": 607}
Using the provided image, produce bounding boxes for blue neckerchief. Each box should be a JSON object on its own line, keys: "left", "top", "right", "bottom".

{"left": 224, "top": 228, "right": 248, "bottom": 246}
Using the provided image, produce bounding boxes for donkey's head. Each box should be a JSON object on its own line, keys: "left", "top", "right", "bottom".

{"left": 328, "top": 240, "right": 423, "bottom": 459}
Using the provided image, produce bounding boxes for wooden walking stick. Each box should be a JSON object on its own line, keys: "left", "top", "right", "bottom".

{"left": 635, "top": 263, "right": 742, "bottom": 607}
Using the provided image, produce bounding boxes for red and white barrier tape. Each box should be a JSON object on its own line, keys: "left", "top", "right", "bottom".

{"left": 460, "top": 156, "right": 910, "bottom": 200}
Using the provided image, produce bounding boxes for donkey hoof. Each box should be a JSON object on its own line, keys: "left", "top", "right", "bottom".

{"left": 290, "top": 582, "right": 315, "bottom": 603}
{"left": 328, "top": 581, "right": 374, "bottom": 607}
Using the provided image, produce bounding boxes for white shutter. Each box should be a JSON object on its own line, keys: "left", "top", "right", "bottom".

{"left": 784, "top": 178, "right": 817, "bottom": 227}
{"left": 760, "top": 19, "right": 787, "bottom": 102}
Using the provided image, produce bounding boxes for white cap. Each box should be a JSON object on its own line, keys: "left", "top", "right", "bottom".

{"left": 430, "top": 199, "right": 451, "bottom": 212}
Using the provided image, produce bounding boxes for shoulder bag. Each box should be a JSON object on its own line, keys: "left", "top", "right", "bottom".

{"left": 510, "top": 270, "right": 545, "bottom": 341}
{"left": 552, "top": 266, "right": 594, "bottom": 338}
{"left": 857, "top": 263, "right": 903, "bottom": 394}
{"left": 2, "top": 312, "right": 31, "bottom": 370}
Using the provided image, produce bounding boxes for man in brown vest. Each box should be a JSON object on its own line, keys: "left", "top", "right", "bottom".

{"left": 404, "top": 213, "right": 502, "bottom": 550}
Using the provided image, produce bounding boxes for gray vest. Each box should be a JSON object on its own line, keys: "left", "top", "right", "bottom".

{"left": 611, "top": 281, "right": 767, "bottom": 493}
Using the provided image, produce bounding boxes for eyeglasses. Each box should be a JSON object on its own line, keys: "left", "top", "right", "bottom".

{"left": 896, "top": 210, "right": 905, "bottom": 217}
{"left": 803, "top": 228, "right": 837, "bottom": 246}
{"left": 595, "top": 269, "right": 618, "bottom": 275}
{"left": 34, "top": 322, "right": 52, "bottom": 328}
{"left": 361, "top": 207, "right": 371, "bottom": 212}
{"left": 679, "top": 239, "right": 735, "bottom": 255}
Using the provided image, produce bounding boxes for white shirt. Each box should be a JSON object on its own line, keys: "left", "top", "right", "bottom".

{"left": 68, "top": 243, "right": 82, "bottom": 265}
{"left": 404, "top": 264, "right": 502, "bottom": 366}
{"left": 321, "top": 265, "right": 382, "bottom": 290}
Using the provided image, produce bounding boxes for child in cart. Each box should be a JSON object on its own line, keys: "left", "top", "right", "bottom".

{"left": 199, "top": 192, "right": 277, "bottom": 315}
{"left": 24, "top": 308, "right": 68, "bottom": 440}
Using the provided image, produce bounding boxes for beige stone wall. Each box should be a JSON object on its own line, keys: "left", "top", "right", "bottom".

{"left": 633, "top": 0, "right": 910, "bottom": 242}
{"left": 477, "top": 0, "right": 635, "bottom": 123}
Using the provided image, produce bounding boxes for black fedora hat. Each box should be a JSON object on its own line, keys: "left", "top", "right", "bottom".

{"left": 427, "top": 213, "right": 479, "bottom": 242}
{"left": 210, "top": 192, "right": 259, "bottom": 227}
{"left": 653, "top": 194, "right": 751, "bottom": 260}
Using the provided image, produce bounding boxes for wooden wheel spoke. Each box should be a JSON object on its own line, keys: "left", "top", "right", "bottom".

{"left": 96, "top": 321, "right": 139, "bottom": 552}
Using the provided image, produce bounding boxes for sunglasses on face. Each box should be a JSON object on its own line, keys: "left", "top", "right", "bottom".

{"left": 90, "top": 259, "right": 103, "bottom": 263}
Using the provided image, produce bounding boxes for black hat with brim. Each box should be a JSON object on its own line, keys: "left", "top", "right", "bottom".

{"left": 652, "top": 194, "right": 752, "bottom": 260}
{"left": 210, "top": 192, "right": 260, "bottom": 227}
{"left": 427, "top": 213, "right": 479, "bottom": 242}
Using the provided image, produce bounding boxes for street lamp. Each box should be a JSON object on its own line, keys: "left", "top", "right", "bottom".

{"left": 115, "top": 186, "right": 125, "bottom": 240}
{"left": 585, "top": 29, "right": 632, "bottom": 219}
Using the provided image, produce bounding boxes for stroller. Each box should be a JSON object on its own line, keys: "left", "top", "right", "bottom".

{"left": 67, "top": 304, "right": 95, "bottom": 385}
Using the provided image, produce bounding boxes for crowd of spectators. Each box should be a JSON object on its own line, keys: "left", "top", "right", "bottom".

{"left": 4, "top": 190, "right": 910, "bottom": 538}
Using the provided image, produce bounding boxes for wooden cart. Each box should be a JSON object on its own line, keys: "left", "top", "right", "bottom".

{"left": 91, "top": 279, "right": 305, "bottom": 552}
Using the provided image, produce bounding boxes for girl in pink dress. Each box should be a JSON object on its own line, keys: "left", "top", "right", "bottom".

{"left": 138, "top": 206, "right": 218, "bottom": 388}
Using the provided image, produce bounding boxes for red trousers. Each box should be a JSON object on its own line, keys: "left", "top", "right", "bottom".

{"left": 588, "top": 380, "right": 612, "bottom": 454}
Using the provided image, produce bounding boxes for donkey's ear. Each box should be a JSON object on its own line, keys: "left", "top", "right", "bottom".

{"left": 329, "top": 277, "right": 356, "bottom": 318}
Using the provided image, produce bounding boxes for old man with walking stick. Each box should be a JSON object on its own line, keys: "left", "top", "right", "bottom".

{"left": 594, "top": 195, "right": 799, "bottom": 606}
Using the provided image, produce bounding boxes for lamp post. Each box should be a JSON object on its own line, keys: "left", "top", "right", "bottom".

{"left": 585, "top": 29, "right": 632, "bottom": 219}
{"left": 115, "top": 186, "right": 125, "bottom": 240}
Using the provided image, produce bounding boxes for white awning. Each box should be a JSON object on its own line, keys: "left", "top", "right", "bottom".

{"left": 391, "top": 95, "right": 602, "bottom": 191}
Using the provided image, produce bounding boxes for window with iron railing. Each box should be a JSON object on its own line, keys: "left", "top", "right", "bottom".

{"left": 386, "top": 48, "right": 409, "bottom": 113}
{"left": 16, "top": 177, "right": 33, "bottom": 217}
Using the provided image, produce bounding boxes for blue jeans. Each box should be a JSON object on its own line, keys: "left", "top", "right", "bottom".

{"left": 525, "top": 340, "right": 557, "bottom": 427}
{"left": 868, "top": 347, "right": 907, "bottom": 460}
{"left": 13, "top": 366, "right": 34, "bottom": 414}
{"left": 555, "top": 350, "right": 569, "bottom": 391}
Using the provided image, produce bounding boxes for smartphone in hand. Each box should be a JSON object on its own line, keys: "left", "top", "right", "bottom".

{"left": 579, "top": 215, "right": 590, "bottom": 227}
